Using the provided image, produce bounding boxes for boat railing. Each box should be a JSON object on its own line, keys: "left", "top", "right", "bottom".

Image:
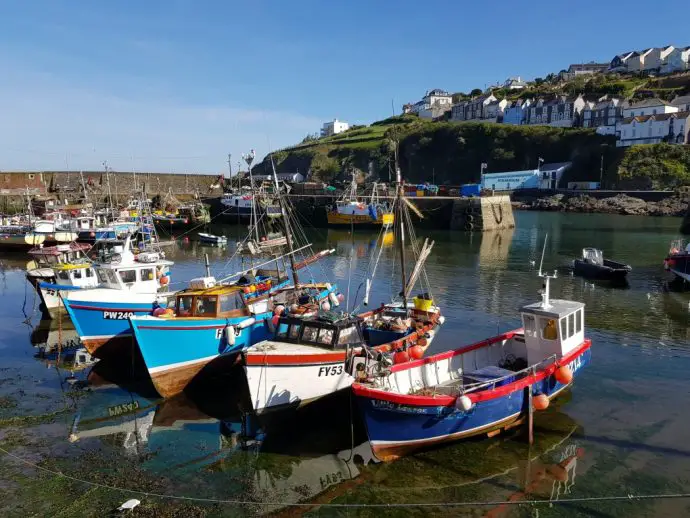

{"left": 458, "top": 354, "right": 558, "bottom": 396}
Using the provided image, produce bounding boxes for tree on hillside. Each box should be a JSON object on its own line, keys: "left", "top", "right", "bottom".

{"left": 534, "top": 77, "right": 545, "bottom": 86}
{"left": 470, "top": 88, "right": 483, "bottom": 97}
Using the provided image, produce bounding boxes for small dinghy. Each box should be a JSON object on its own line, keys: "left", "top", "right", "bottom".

{"left": 572, "top": 248, "right": 631, "bottom": 281}
{"left": 198, "top": 232, "right": 227, "bottom": 246}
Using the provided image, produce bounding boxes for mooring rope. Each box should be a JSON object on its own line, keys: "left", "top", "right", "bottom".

{"left": 2, "top": 445, "right": 690, "bottom": 509}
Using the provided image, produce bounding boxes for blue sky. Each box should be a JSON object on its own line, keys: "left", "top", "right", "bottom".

{"left": 1, "top": 0, "right": 688, "bottom": 172}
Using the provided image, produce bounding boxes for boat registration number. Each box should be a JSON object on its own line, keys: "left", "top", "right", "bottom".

{"left": 108, "top": 400, "right": 140, "bottom": 417}
{"left": 318, "top": 365, "right": 343, "bottom": 377}
{"left": 103, "top": 311, "right": 136, "bottom": 320}
{"left": 568, "top": 355, "right": 583, "bottom": 374}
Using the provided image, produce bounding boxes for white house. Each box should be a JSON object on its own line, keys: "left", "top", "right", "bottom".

{"left": 671, "top": 95, "right": 690, "bottom": 112}
{"left": 503, "top": 77, "right": 527, "bottom": 90}
{"left": 627, "top": 48, "right": 654, "bottom": 73}
{"left": 662, "top": 46, "right": 690, "bottom": 74}
{"left": 424, "top": 89, "right": 453, "bottom": 107}
{"left": 609, "top": 51, "right": 635, "bottom": 72}
{"left": 481, "top": 162, "right": 571, "bottom": 191}
{"left": 483, "top": 99, "right": 509, "bottom": 122}
{"left": 642, "top": 45, "right": 675, "bottom": 72}
{"left": 320, "top": 119, "right": 350, "bottom": 137}
{"left": 623, "top": 98, "right": 678, "bottom": 118}
{"left": 561, "top": 63, "right": 608, "bottom": 80}
{"left": 405, "top": 89, "right": 452, "bottom": 118}
{"left": 616, "top": 111, "right": 690, "bottom": 147}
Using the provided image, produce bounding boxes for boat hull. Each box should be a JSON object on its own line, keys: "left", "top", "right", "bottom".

{"left": 665, "top": 253, "right": 690, "bottom": 284}
{"left": 327, "top": 212, "right": 394, "bottom": 228}
{"left": 243, "top": 347, "right": 354, "bottom": 415}
{"left": 353, "top": 342, "right": 590, "bottom": 462}
{"left": 62, "top": 293, "right": 165, "bottom": 357}
{"left": 130, "top": 314, "right": 273, "bottom": 399}
{"left": 0, "top": 233, "right": 45, "bottom": 249}
{"left": 573, "top": 259, "right": 630, "bottom": 280}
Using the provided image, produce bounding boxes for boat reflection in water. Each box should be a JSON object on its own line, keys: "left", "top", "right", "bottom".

{"left": 65, "top": 359, "right": 585, "bottom": 513}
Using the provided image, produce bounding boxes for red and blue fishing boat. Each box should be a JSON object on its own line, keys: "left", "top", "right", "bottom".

{"left": 352, "top": 270, "right": 590, "bottom": 461}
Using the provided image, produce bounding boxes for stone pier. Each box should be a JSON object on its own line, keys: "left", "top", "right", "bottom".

{"left": 450, "top": 195, "right": 515, "bottom": 231}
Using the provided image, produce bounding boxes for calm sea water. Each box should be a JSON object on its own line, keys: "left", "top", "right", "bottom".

{"left": 1, "top": 211, "right": 689, "bottom": 517}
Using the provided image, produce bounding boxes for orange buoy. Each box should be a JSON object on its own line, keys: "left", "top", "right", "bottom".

{"left": 393, "top": 350, "right": 410, "bottom": 364}
{"left": 533, "top": 393, "right": 550, "bottom": 411}
{"left": 408, "top": 345, "right": 424, "bottom": 360}
{"left": 160, "top": 275, "right": 169, "bottom": 286}
{"left": 554, "top": 365, "right": 573, "bottom": 385}
{"left": 377, "top": 344, "right": 391, "bottom": 353}
{"left": 152, "top": 307, "right": 166, "bottom": 317}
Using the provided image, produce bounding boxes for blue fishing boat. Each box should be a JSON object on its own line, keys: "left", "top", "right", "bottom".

{"left": 352, "top": 266, "right": 591, "bottom": 461}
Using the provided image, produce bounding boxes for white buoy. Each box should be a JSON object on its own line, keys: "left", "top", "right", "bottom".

{"left": 224, "top": 325, "right": 236, "bottom": 346}
{"left": 438, "top": 315, "right": 446, "bottom": 325}
{"left": 117, "top": 499, "right": 141, "bottom": 512}
{"left": 456, "top": 395, "right": 473, "bottom": 412}
{"left": 329, "top": 292, "right": 339, "bottom": 307}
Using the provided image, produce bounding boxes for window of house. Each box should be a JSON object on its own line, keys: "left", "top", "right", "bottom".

{"left": 119, "top": 269, "right": 136, "bottom": 284}
{"left": 219, "top": 292, "right": 244, "bottom": 313}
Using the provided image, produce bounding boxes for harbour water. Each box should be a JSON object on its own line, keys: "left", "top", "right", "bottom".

{"left": 1, "top": 210, "right": 689, "bottom": 516}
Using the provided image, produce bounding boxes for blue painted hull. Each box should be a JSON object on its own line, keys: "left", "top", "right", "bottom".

{"left": 130, "top": 314, "right": 273, "bottom": 398}
{"left": 355, "top": 348, "right": 590, "bottom": 461}
{"left": 63, "top": 297, "right": 161, "bottom": 356}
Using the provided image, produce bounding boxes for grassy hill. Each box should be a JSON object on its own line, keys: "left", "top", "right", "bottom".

{"left": 251, "top": 72, "right": 690, "bottom": 189}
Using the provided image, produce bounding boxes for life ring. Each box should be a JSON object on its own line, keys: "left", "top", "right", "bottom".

{"left": 465, "top": 214, "right": 474, "bottom": 223}
{"left": 464, "top": 221, "right": 474, "bottom": 231}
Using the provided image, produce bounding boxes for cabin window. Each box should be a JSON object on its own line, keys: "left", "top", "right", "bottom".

{"left": 302, "top": 325, "right": 319, "bottom": 342}
{"left": 568, "top": 313, "right": 576, "bottom": 337}
{"left": 96, "top": 269, "right": 108, "bottom": 283}
{"left": 523, "top": 314, "right": 537, "bottom": 338}
{"left": 317, "top": 328, "right": 335, "bottom": 345}
{"left": 119, "top": 269, "right": 136, "bottom": 284}
{"left": 338, "top": 325, "right": 359, "bottom": 345}
{"left": 541, "top": 318, "right": 558, "bottom": 340}
{"left": 139, "top": 268, "right": 154, "bottom": 282}
{"left": 560, "top": 318, "right": 568, "bottom": 340}
{"left": 57, "top": 270, "right": 69, "bottom": 281}
{"left": 107, "top": 270, "right": 119, "bottom": 285}
{"left": 575, "top": 310, "right": 582, "bottom": 333}
{"left": 72, "top": 269, "right": 82, "bottom": 280}
{"left": 177, "top": 296, "right": 194, "bottom": 316}
{"left": 85, "top": 268, "right": 93, "bottom": 278}
{"left": 195, "top": 296, "right": 217, "bottom": 316}
{"left": 289, "top": 324, "right": 301, "bottom": 340}
{"left": 219, "top": 293, "right": 244, "bottom": 313}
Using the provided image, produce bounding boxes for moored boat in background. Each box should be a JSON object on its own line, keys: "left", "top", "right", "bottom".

{"left": 664, "top": 239, "right": 690, "bottom": 286}
{"left": 572, "top": 247, "right": 631, "bottom": 281}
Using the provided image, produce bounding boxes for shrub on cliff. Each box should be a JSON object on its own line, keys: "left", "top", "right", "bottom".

{"left": 618, "top": 144, "right": 690, "bottom": 189}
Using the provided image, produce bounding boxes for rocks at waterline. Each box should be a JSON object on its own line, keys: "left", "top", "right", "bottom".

{"left": 521, "top": 193, "right": 690, "bottom": 217}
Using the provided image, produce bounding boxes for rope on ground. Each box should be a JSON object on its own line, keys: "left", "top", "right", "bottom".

{"left": 1, "top": 444, "right": 689, "bottom": 509}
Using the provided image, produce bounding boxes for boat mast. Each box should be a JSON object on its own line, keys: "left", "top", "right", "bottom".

{"left": 243, "top": 150, "right": 260, "bottom": 243}
{"left": 394, "top": 142, "right": 407, "bottom": 310}
{"left": 271, "top": 156, "right": 299, "bottom": 286}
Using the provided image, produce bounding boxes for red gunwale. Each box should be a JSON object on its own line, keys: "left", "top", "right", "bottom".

{"left": 68, "top": 304, "right": 151, "bottom": 312}
{"left": 244, "top": 350, "right": 347, "bottom": 366}
{"left": 352, "top": 337, "right": 591, "bottom": 407}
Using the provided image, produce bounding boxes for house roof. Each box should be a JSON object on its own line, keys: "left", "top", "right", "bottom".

{"left": 672, "top": 95, "right": 690, "bottom": 106}
{"left": 615, "top": 51, "right": 635, "bottom": 61}
{"left": 540, "top": 162, "right": 572, "bottom": 173}
{"left": 426, "top": 89, "right": 450, "bottom": 96}
{"left": 621, "top": 111, "right": 690, "bottom": 124}
{"left": 628, "top": 98, "right": 671, "bottom": 109}
{"left": 568, "top": 63, "right": 608, "bottom": 72}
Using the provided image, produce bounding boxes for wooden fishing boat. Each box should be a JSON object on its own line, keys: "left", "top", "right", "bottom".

{"left": 0, "top": 228, "right": 45, "bottom": 249}
{"left": 327, "top": 174, "right": 394, "bottom": 228}
{"left": 572, "top": 248, "right": 631, "bottom": 281}
{"left": 352, "top": 255, "right": 590, "bottom": 461}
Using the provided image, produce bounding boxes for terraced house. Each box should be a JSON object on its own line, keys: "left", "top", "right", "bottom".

{"left": 616, "top": 98, "right": 689, "bottom": 147}
{"left": 582, "top": 96, "right": 629, "bottom": 135}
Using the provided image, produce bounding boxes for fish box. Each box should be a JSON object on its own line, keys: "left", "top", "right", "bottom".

{"left": 189, "top": 277, "right": 217, "bottom": 290}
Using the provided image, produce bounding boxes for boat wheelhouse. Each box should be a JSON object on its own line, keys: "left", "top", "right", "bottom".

{"left": 327, "top": 175, "right": 394, "bottom": 228}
